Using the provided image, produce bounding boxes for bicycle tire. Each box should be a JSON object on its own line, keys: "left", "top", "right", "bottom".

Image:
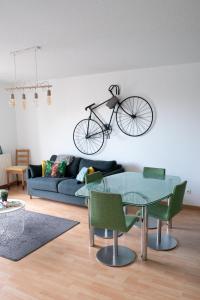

{"left": 116, "top": 96, "right": 153, "bottom": 136}
{"left": 73, "top": 118, "right": 104, "bottom": 155}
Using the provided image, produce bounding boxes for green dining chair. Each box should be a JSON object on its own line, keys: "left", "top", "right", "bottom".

{"left": 85, "top": 171, "right": 103, "bottom": 206}
{"left": 85, "top": 171, "right": 103, "bottom": 184}
{"left": 136, "top": 167, "right": 166, "bottom": 229}
{"left": 85, "top": 171, "right": 115, "bottom": 240}
{"left": 143, "top": 167, "right": 166, "bottom": 179}
{"left": 90, "top": 190, "right": 138, "bottom": 267}
{"left": 148, "top": 181, "right": 187, "bottom": 251}
{"left": 85, "top": 171, "right": 104, "bottom": 237}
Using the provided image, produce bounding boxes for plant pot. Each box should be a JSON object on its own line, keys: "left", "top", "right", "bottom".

{"left": 1, "top": 190, "right": 8, "bottom": 202}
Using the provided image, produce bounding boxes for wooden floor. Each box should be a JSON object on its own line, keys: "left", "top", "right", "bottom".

{"left": 0, "top": 186, "right": 200, "bottom": 300}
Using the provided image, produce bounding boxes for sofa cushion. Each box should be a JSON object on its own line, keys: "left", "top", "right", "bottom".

{"left": 66, "top": 157, "right": 81, "bottom": 178}
{"left": 79, "top": 158, "right": 117, "bottom": 173}
{"left": 28, "top": 177, "right": 67, "bottom": 192}
{"left": 58, "top": 179, "right": 84, "bottom": 196}
{"left": 29, "top": 164, "right": 42, "bottom": 178}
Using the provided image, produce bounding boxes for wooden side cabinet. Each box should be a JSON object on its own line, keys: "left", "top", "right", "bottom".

{"left": 0, "top": 153, "right": 12, "bottom": 187}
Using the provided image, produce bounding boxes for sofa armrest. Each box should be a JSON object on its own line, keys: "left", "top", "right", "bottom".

{"left": 27, "top": 165, "right": 42, "bottom": 179}
{"left": 26, "top": 168, "right": 32, "bottom": 179}
{"left": 104, "top": 166, "right": 125, "bottom": 177}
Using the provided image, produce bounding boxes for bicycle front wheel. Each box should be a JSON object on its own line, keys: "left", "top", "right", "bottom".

{"left": 116, "top": 96, "right": 153, "bottom": 137}
{"left": 73, "top": 119, "right": 104, "bottom": 155}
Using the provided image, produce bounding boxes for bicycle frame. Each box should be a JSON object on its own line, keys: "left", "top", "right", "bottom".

{"left": 86, "top": 99, "right": 118, "bottom": 138}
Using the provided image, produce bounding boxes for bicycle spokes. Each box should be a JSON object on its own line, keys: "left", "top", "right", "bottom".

{"left": 116, "top": 96, "right": 153, "bottom": 136}
{"left": 73, "top": 119, "right": 104, "bottom": 155}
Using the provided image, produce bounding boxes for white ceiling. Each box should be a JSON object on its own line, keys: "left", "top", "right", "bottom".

{"left": 0, "top": 0, "right": 200, "bottom": 83}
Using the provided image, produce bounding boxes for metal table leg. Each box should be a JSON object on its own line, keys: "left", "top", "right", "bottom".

{"left": 94, "top": 228, "right": 123, "bottom": 238}
{"left": 167, "top": 197, "right": 172, "bottom": 229}
{"left": 87, "top": 197, "right": 95, "bottom": 247}
{"left": 141, "top": 206, "right": 148, "bottom": 261}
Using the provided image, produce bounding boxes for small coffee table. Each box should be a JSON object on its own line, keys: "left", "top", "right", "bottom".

{"left": 0, "top": 199, "right": 25, "bottom": 242}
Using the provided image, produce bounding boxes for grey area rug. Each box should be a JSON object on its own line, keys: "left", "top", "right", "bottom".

{"left": 0, "top": 211, "right": 79, "bottom": 261}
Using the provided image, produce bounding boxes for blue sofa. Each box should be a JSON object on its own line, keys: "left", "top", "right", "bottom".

{"left": 27, "top": 155, "right": 124, "bottom": 206}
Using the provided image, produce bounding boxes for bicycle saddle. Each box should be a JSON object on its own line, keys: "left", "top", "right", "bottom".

{"left": 85, "top": 103, "right": 96, "bottom": 111}
{"left": 106, "top": 96, "right": 119, "bottom": 109}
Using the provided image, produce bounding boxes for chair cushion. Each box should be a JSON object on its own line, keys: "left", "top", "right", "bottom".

{"left": 58, "top": 179, "right": 84, "bottom": 196}
{"left": 79, "top": 158, "right": 117, "bottom": 173}
{"left": 29, "top": 177, "right": 67, "bottom": 192}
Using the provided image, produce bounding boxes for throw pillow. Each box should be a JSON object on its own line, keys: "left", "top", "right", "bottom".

{"left": 53, "top": 161, "right": 67, "bottom": 177}
{"left": 42, "top": 160, "right": 46, "bottom": 177}
{"left": 44, "top": 161, "right": 67, "bottom": 178}
{"left": 76, "top": 167, "right": 88, "bottom": 183}
{"left": 88, "top": 166, "right": 95, "bottom": 175}
{"left": 55, "top": 154, "right": 73, "bottom": 165}
{"left": 45, "top": 160, "right": 53, "bottom": 177}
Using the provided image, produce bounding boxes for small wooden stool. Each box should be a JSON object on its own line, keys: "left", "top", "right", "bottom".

{"left": 6, "top": 149, "right": 30, "bottom": 190}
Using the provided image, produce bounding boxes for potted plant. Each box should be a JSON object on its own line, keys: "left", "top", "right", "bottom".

{"left": 0, "top": 189, "right": 8, "bottom": 203}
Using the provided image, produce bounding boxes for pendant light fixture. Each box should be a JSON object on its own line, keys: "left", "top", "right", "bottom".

{"left": 6, "top": 46, "right": 52, "bottom": 109}
{"left": 21, "top": 93, "right": 26, "bottom": 110}
{"left": 47, "top": 89, "right": 52, "bottom": 105}
{"left": 9, "top": 93, "right": 16, "bottom": 108}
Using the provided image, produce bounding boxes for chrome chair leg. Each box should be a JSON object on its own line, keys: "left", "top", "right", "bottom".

{"left": 148, "top": 219, "right": 177, "bottom": 251}
{"left": 96, "top": 229, "right": 136, "bottom": 267}
{"left": 113, "top": 230, "right": 118, "bottom": 265}
{"left": 94, "top": 228, "right": 115, "bottom": 239}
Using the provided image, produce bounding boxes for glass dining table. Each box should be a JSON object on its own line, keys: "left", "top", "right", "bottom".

{"left": 75, "top": 171, "right": 181, "bottom": 261}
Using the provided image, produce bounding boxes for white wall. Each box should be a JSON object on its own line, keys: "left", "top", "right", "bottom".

{"left": 0, "top": 86, "right": 17, "bottom": 161}
{"left": 15, "top": 63, "right": 200, "bottom": 206}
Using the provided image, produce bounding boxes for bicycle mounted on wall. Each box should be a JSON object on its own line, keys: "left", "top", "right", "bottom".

{"left": 73, "top": 85, "right": 153, "bottom": 155}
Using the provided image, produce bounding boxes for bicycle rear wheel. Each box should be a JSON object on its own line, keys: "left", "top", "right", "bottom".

{"left": 116, "top": 96, "right": 153, "bottom": 136}
{"left": 73, "top": 119, "right": 104, "bottom": 155}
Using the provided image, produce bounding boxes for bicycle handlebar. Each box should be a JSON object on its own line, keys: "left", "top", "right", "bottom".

{"left": 85, "top": 103, "right": 96, "bottom": 111}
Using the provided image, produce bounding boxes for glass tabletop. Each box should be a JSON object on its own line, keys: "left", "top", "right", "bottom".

{"left": 75, "top": 172, "right": 181, "bottom": 206}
